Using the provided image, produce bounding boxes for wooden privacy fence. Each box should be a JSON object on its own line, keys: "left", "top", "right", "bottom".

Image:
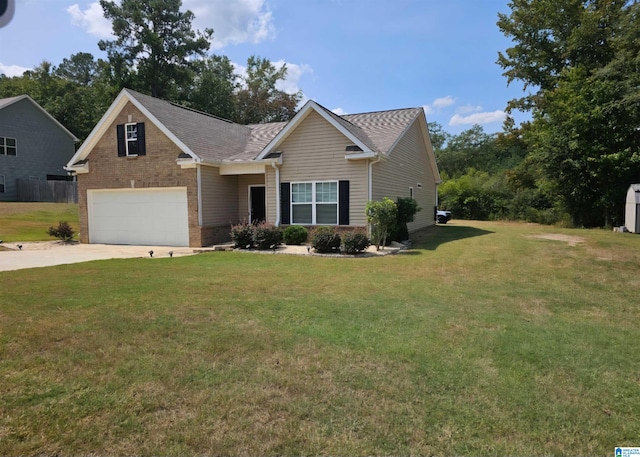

{"left": 16, "top": 179, "right": 78, "bottom": 203}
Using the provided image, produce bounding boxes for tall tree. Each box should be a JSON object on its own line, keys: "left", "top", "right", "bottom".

{"left": 234, "top": 56, "right": 301, "bottom": 124}
{"left": 99, "top": 0, "right": 212, "bottom": 99}
{"left": 427, "top": 121, "right": 451, "bottom": 152}
{"left": 54, "top": 52, "right": 100, "bottom": 86}
{"left": 188, "top": 55, "right": 238, "bottom": 120}
{"left": 497, "top": 0, "right": 637, "bottom": 226}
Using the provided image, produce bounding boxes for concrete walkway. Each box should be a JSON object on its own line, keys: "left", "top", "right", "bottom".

{"left": 0, "top": 241, "right": 196, "bottom": 272}
{"left": 0, "top": 241, "right": 405, "bottom": 272}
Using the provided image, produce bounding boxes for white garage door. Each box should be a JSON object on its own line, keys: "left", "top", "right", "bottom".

{"left": 88, "top": 188, "right": 190, "bottom": 246}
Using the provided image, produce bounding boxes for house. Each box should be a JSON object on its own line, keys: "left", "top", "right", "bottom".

{"left": 0, "top": 95, "right": 78, "bottom": 201}
{"left": 625, "top": 184, "right": 640, "bottom": 233}
{"left": 65, "top": 89, "right": 441, "bottom": 247}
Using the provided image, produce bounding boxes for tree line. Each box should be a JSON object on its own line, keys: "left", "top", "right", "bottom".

{"left": 438, "top": 0, "right": 640, "bottom": 228}
{"left": 0, "top": 0, "right": 301, "bottom": 141}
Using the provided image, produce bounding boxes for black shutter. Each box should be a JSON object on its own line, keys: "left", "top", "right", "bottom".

{"left": 136, "top": 122, "right": 146, "bottom": 156}
{"left": 117, "top": 124, "right": 125, "bottom": 157}
{"left": 281, "top": 182, "right": 290, "bottom": 225}
{"left": 339, "top": 180, "right": 349, "bottom": 225}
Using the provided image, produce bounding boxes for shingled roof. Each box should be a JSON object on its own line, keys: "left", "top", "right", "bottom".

{"left": 126, "top": 90, "right": 254, "bottom": 162}
{"left": 343, "top": 107, "right": 423, "bottom": 154}
{"left": 0, "top": 94, "right": 79, "bottom": 140}
{"left": 71, "top": 89, "right": 424, "bottom": 167}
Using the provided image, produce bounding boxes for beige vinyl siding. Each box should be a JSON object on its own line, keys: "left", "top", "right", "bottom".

{"left": 269, "top": 110, "right": 369, "bottom": 226}
{"left": 238, "top": 174, "right": 265, "bottom": 222}
{"left": 199, "top": 165, "right": 238, "bottom": 225}
{"left": 372, "top": 118, "right": 437, "bottom": 231}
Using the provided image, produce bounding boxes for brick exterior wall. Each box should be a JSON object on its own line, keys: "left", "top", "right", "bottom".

{"left": 77, "top": 102, "right": 220, "bottom": 247}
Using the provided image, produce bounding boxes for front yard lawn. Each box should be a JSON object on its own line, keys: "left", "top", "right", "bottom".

{"left": 0, "top": 221, "right": 639, "bottom": 455}
{"left": 0, "top": 202, "right": 79, "bottom": 242}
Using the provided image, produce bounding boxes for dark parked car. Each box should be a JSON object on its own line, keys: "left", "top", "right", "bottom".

{"left": 436, "top": 210, "right": 452, "bottom": 224}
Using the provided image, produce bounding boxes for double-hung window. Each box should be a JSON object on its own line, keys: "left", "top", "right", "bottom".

{"left": 117, "top": 122, "right": 146, "bottom": 157}
{"left": 291, "top": 181, "right": 338, "bottom": 225}
{"left": 125, "top": 123, "right": 139, "bottom": 156}
{"left": 0, "top": 137, "right": 17, "bottom": 156}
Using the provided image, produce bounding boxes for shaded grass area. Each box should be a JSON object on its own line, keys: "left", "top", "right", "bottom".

{"left": 1, "top": 221, "right": 639, "bottom": 455}
{"left": 0, "top": 203, "right": 79, "bottom": 242}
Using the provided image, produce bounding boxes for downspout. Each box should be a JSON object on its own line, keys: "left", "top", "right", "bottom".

{"left": 272, "top": 162, "right": 281, "bottom": 226}
{"left": 197, "top": 164, "right": 202, "bottom": 226}
{"left": 368, "top": 153, "right": 383, "bottom": 236}
{"left": 368, "top": 153, "right": 382, "bottom": 201}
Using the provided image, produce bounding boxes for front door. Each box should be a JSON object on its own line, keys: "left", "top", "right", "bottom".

{"left": 250, "top": 186, "right": 266, "bottom": 224}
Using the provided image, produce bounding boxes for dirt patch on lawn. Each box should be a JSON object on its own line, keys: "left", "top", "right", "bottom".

{"left": 527, "top": 233, "right": 586, "bottom": 246}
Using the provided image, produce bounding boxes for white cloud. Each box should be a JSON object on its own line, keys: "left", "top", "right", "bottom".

{"left": 332, "top": 108, "right": 346, "bottom": 115}
{"left": 67, "top": 2, "right": 113, "bottom": 39}
{"left": 66, "top": 1, "right": 275, "bottom": 49}
{"left": 432, "top": 96, "right": 455, "bottom": 109}
{"left": 456, "top": 104, "right": 483, "bottom": 115}
{"left": 0, "top": 63, "right": 30, "bottom": 77}
{"left": 449, "top": 110, "right": 506, "bottom": 126}
{"left": 423, "top": 95, "right": 455, "bottom": 115}
{"left": 184, "top": 0, "right": 276, "bottom": 50}
{"left": 273, "top": 61, "right": 312, "bottom": 95}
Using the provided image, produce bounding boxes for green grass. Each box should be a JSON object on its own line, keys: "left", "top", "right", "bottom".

{"left": 1, "top": 220, "right": 639, "bottom": 455}
{"left": 0, "top": 202, "right": 79, "bottom": 241}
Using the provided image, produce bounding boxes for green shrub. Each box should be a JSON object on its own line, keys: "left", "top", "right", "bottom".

{"left": 254, "top": 223, "right": 283, "bottom": 250}
{"left": 311, "top": 226, "right": 341, "bottom": 253}
{"left": 283, "top": 225, "right": 308, "bottom": 245}
{"left": 394, "top": 197, "right": 421, "bottom": 241}
{"left": 47, "top": 221, "right": 75, "bottom": 241}
{"left": 230, "top": 221, "right": 255, "bottom": 249}
{"left": 366, "top": 198, "right": 397, "bottom": 250}
{"left": 342, "top": 231, "right": 371, "bottom": 254}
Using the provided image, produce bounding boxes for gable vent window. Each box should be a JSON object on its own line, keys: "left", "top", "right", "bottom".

{"left": 117, "top": 122, "right": 146, "bottom": 157}
{"left": 345, "top": 144, "right": 362, "bottom": 152}
{"left": 0, "top": 137, "right": 17, "bottom": 156}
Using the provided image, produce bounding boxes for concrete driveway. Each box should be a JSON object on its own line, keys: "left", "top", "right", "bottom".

{"left": 0, "top": 241, "right": 197, "bottom": 272}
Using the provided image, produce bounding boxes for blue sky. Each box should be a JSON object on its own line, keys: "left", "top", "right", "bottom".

{"left": 0, "top": 0, "right": 529, "bottom": 134}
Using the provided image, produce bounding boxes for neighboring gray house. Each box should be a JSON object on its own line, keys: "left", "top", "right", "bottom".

{"left": 0, "top": 95, "right": 78, "bottom": 201}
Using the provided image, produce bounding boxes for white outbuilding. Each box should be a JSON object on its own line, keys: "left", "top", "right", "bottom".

{"left": 624, "top": 184, "right": 640, "bottom": 233}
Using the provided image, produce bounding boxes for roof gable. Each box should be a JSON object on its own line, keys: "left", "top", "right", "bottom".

{"left": 66, "top": 89, "right": 438, "bottom": 181}
{"left": 256, "top": 100, "right": 379, "bottom": 160}
{"left": 67, "top": 89, "right": 254, "bottom": 167}
{"left": 0, "top": 95, "right": 78, "bottom": 141}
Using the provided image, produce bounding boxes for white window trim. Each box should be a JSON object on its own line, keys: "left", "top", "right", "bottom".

{"left": 291, "top": 180, "right": 339, "bottom": 225}
{"left": 125, "top": 122, "right": 138, "bottom": 156}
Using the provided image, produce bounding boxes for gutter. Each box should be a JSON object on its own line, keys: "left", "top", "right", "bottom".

{"left": 368, "top": 153, "right": 383, "bottom": 201}
{"left": 272, "top": 162, "right": 281, "bottom": 226}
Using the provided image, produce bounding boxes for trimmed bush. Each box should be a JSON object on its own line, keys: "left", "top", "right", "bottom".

{"left": 254, "top": 223, "right": 283, "bottom": 250}
{"left": 343, "top": 231, "right": 371, "bottom": 254}
{"left": 47, "top": 221, "right": 75, "bottom": 241}
{"left": 230, "top": 221, "right": 255, "bottom": 249}
{"left": 283, "top": 225, "right": 308, "bottom": 245}
{"left": 311, "top": 226, "right": 341, "bottom": 254}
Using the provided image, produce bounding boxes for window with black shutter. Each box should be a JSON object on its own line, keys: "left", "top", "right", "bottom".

{"left": 117, "top": 122, "right": 146, "bottom": 156}
{"left": 282, "top": 180, "right": 350, "bottom": 226}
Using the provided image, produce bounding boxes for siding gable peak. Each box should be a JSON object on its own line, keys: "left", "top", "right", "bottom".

{"left": 255, "top": 100, "right": 377, "bottom": 160}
